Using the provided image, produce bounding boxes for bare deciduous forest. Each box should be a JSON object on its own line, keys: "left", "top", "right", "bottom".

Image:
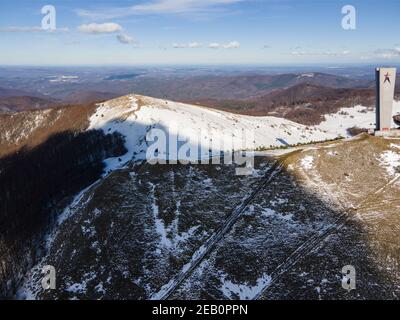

{"left": 0, "top": 130, "right": 126, "bottom": 297}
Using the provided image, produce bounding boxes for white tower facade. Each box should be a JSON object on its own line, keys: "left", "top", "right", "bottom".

{"left": 376, "top": 67, "right": 396, "bottom": 131}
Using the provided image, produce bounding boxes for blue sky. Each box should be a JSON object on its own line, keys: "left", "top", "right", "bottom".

{"left": 0, "top": 0, "right": 399, "bottom": 65}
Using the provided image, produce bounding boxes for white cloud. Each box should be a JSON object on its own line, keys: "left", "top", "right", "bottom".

{"left": 208, "top": 41, "right": 240, "bottom": 49}
{"left": 374, "top": 48, "right": 400, "bottom": 59}
{"left": 291, "top": 50, "right": 350, "bottom": 56}
{"left": 173, "top": 43, "right": 186, "bottom": 48}
{"left": 378, "top": 52, "right": 396, "bottom": 59}
{"left": 209, "top": 42, "right": 221, "bottom": 49}
{"left": 77, "top": 0, "right": 245, "bottom": 19}
{"left": 223, "top": 41, "right": 240, "bottom": 49}
{"left": 189, "top": 42, "right": 202, "bottom": 48}
{"left": 117, "top": 34, "right": 135, "bottom": 44}
{"left": 77, "top": 23, "right": 122, "bottom": 34}
{"left": 172, "top": 42, "right": 202, "bottom": 48}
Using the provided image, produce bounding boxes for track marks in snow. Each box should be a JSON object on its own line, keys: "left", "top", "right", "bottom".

{"left": 151, "top": 161, "right": 285, "bottom": 300}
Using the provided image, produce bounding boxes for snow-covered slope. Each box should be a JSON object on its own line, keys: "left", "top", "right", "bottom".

{"left": 315, "top": 101, "right": 400, "bottom": 138}
{"left": 88, "top": 94, "right": 336, "bottom": 171}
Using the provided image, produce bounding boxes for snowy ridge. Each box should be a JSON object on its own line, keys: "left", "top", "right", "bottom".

{"left": 88, "top": 94, "right": 336, "bottom": 171}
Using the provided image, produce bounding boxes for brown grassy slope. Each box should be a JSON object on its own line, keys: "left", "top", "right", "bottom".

{"left": 0, "top": 102, "right": 98, "bottom": 158}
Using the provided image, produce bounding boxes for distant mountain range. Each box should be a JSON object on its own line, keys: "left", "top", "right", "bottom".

{"left": 0, "top": 96, "right": 57, "bottom": 113}
{"left": 62, "top": 91, "right": 120, "bottom": 104}
{"left": 121, "top": 72, "right": 374, "bottom": 101}
{"left": 0, "top": 87, "right": 119, "bottom": 113}
{"left": 0, "top": 87, "right": 48, "bottom": 99}
{"left": 0, "top": 70, "right": 399, "bottom": 127}
{"left": 0, "top": 72, "right": 376, "bottom": 99}
{"left": 187, "top": 83, "right": 378, "bottom": 125}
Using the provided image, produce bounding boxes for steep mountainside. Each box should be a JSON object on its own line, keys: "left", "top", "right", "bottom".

{"left": 1, "top": 93, "right": 399, "bottom": 300}
{"left": 0, "top": 102, "right": 126, "bottom": 297}
{"left": 0, "top": 103, "right": 97, "bottom": 157}
{"left": 0, "top": 94, "right": 337, "bottom": 298}
{"left": 18, "top": 134, "right": 400, "bottom": 300}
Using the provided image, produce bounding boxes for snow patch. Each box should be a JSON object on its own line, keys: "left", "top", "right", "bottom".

{"left": 149, "top": 182, "right": 172, "bottom": 250}
{"left": 315, "top": 101, "right": 400, "bottom": 138}
{"left": 65, "top": 272, "right": 97, "bottom": 296}
{"left": 261, "top": 208, "right": 293, "bottom": 222}
{"left": 301, "top": 155, "right": 314, "bottom": 170}
{"left": 220, "top": 273, "right": 272, "bottom": 300}
{"left": 379, "top": 151, "right": 400, "bottom": 176}
{"left": 390, "top": 143, "right": 400, "bottom": 150}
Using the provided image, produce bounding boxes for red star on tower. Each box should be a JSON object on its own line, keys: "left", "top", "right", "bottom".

{"left": 384, "top": 72, "right": 391, "bottom": 84}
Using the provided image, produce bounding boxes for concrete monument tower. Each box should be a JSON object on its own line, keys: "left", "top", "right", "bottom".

{"left": 375, "top": 67, "right": 396, "bottom": 132}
